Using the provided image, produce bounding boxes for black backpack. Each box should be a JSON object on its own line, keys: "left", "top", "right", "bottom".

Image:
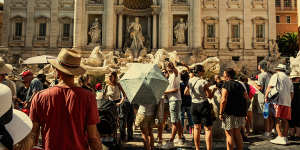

{"left": 97, "top": 99, "right": 118, "bottom": 135}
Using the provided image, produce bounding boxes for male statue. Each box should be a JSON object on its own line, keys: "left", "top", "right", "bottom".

{"left": 128, "top": 17, "right": 145, "bottom": 58}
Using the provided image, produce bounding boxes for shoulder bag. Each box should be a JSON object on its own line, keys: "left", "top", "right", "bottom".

{"left": 267, "top": 74, "right": 280, "bottom": 103}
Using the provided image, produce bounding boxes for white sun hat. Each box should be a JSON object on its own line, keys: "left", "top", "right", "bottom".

{"left": 0, "top": 84, "right": 33, "bottom": 150}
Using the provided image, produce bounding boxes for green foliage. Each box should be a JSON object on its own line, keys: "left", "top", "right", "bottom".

{"left": 277, "top": 32, "right": 299, "bottom": 57}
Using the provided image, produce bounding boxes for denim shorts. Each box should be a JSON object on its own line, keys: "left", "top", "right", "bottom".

{"left": 169, "top": 100, "right": 182, "bottom": 123}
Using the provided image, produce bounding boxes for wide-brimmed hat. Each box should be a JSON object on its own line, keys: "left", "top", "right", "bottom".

{"left": 0, "top": 84, "right": 33, "bottom": 149}
{"left": 0, "top": 58, "right": 13, "bottom": 75}
{"left": 48, "top": 48, "right": 86, "bottom": 76}
{"left": 290, "top": 71, "right": 300, "bottom": 79}
{"left": 274, "top": 64, "right": 286, "bottom": 71}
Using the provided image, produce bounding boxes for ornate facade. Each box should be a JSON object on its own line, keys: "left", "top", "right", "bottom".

{"left": 2, "top": 0, "right": 276, "bottom": 70}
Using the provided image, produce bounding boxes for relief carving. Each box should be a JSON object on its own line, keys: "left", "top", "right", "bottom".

{"left": 35, "top": 0, "right": 51, "bottom": 8}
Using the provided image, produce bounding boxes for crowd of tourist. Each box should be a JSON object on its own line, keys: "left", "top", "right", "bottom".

{"left": 0, "top": 48, "right": 299, "bottom": 150}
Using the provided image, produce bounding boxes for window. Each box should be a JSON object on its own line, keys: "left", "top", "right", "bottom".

{"left": 207, "top": 24, "right": 215, "bottom": 42}
{"left": 39, "top": 23, "right": 47, "bottom": 37}
{"left": 257, "top": 56, "right": 265, "bottom": 67}
{"left": 63, "top": 24, "right": 70, "bottom": 38}
{"left": 275, "top": 0, "right": 281, "bottom": 7}
{"left": 276, "top": 16, "right": 280, "bottom": 23}
{"left": 232, "top": 56, "right": 240, "bottom": 62}
{"left": 286, "top": 16, "right": 291, "bottom": 23}
{"left": 231, "top": 24, "right": 240, "bottom": 42}
{"left": 256, "top": 24, "right": 265, "bottom": 42}
{"left": 15, "top": 22, "right": 22, "bottom": 37}
{"left": 284, "top": 0, "right": 291, "bottom": 7}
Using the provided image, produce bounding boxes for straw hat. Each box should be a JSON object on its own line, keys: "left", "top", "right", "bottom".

{"left": 274, "top": 64, "right": 286, "bottom": 71}
{"left": 0, "top": 84, "right": 33, "bottom": 149}
{"left": 48, "top": 48, "right": 86, "bottom": 76}
{"left": 0, "top": 58, "right": 13, "bottom": 75}
{"left": 290, "top": 71, "right": 300, "bottom": 79}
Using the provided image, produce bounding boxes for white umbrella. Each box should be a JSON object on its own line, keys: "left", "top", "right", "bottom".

{"left": 120, "top": 63, "right": 169, "bottom": 105}
{"left": 22, "top": 55, "right": 56, "bottom": 65}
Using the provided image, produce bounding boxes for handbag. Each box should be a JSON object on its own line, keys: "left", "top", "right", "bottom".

{"left": 267, "top": 74, "right": 280, "bottom": 103}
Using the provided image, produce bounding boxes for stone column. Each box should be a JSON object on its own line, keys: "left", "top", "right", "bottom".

{"left": 218, "top": 0, "right": 227, "bottom": 50}
{"left": 50, "top": 0, "right": 59, "bottom": 48}
{"left": 159, "top": 0, "right": 170, "bottom": 48}
{"left": 280, "top": 0, "right": 284, "bottom": 10}
{"left": 192, "top": 0, "right": 201, "bottom": 49}
{"left": 73, "top": 0, "right": 86, "bottom": 49}
{"left": 25, "top": 0, "right": 35, "bottom": 48}
{"left": 118, "top": 14, "right": 123, "bottom": 49}
{"left": 243, "top": 0, "right": 251, "bottom": 49}
{"left": 2, "top": 0, "right": 10, "bottom": 47}
{"left": 268, "top": 0, "right": 276, "bottom": 41}
{"left": 291, "top": 0, "right": 295, "bottom": 9}
{"left": 104, "top": 0, "right": 115, "bottom": 49}
{"left": 152, "top": 15, "right": 157, "bottom": 49}
{"left": 298, "top": 0, "right": 300, "bottom": 48}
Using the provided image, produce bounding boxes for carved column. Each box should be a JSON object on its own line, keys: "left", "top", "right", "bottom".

{"left": 159, "top": 0, "right": 170, "bottom": 48}
{"left": 50, "top": 0, "right": 59, "bottom": 48}
{"left": 73, "top": 0, "right": 86, "bottom": 49}
{"left": 25, "top": 0, "right": 35, "bottom": 48}
{"left": 192, "top": 0, "right": 201, "bottom": 49}
{"left": 118, "top": 14, "right": 123, "bottom": 49}
{"left": 104, "top": 0, "right": 115, "bottom": 49}
{"left": 153, "top": 14, "right": 157, "bottom": 49}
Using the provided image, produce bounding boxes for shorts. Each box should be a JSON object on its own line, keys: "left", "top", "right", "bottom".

{"left": 191, "top": 101, "right": 213, "bottom": 126}
{"left": 274, "top": 104, "right": 291, "bottom": 120}
{"left": 222, "top": 114, "right": 245, "bottom": 130}
{"left": 135, "top": 114, "right": 154, "bottom": 128}
{"left": 169, "top": 100, "right": 181, "bottom": 123}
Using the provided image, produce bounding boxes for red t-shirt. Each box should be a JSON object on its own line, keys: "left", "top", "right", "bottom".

{"left": 30, "top": 86, "right": 99, "bottom": 150}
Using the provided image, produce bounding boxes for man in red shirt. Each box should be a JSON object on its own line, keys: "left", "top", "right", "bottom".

{"left": 28, "top": 48, "right": 102, "bottom": 150}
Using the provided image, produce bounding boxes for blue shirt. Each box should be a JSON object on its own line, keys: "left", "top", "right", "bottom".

{"left": 26, "top": 78, "right": 44, "bottom": 101}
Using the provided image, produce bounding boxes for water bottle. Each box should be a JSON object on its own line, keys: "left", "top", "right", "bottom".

{"left": 263, "top": 102, "right": 270, "bottom": 119}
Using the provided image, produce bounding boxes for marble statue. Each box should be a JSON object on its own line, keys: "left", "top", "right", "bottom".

{"left": 127, "top": 17, "right": 145, "bottom": 58}
{"left": 174, "top": 18, "right": 188, "bottom": 45}
{"left": 89, "top": 18, "right": 101, "bottom": 44}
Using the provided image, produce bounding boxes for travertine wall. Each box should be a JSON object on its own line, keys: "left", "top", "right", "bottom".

{"left": 2, "top": 0, "right": 276, "bottom": 71}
